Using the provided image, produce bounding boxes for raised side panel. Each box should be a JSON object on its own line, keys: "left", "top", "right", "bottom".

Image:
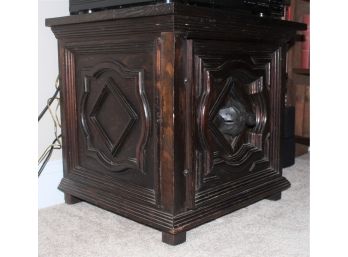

{"left": 58, "top": 37, "right": 159, "bottom": 206}
{"left": 198, "top": 59, "right": 268, "bottom": 176}
{"left": 80, "top": 61, "right": 150, "bottom": 172}
{"left": 188, "top": 40, "right": 284, "bottom": 207}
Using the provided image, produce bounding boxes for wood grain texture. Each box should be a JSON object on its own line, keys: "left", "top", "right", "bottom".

{"left": 48, "top": 3, "right": 303, "bottom": 244}
{"left": 156, "top": 32, "right": 177, "bottom": 213}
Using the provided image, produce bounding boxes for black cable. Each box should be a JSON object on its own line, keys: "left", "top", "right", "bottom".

{"left": 38, "top": 77, "right": 61, "bottom": 176}
{"left": 38, "top": 135, "right": 62, "bottom": 177}
{"left": 38, "top": 87, "right": 60, "bottom": 122}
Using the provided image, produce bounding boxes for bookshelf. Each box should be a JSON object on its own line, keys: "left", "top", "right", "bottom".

{"left": 286, "top": 0, "right": 310, "bottom": 156}
{"left": 293, "top": 68, "right": 309, "bottom": 76}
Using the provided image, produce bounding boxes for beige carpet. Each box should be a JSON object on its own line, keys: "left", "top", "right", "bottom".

{"left": 39, "top": 154, "right": 309, "bottom": 257}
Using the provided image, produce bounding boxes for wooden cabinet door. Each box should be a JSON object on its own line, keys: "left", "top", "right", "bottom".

{"left": 59, "top": 40, "right": 159, "bottom": 205}
{"left": 185, "top": 40, "right": 285, "bottom": 208}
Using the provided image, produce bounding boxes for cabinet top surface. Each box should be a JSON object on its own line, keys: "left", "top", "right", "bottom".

{"left": 46, "top": 2, "right": 305, "bottom": 31}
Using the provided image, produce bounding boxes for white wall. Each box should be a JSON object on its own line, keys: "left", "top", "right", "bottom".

{"left": 38, "top": 0, "right": 69, "bottom": 209}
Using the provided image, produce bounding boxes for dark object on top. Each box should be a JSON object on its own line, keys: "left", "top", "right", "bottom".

{"left": 70, "top": 0, "right": 287, "bottom": 18}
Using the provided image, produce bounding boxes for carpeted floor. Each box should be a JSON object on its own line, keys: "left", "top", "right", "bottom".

{"left": 39, "top": 154, "right": 309, "bottom": 257}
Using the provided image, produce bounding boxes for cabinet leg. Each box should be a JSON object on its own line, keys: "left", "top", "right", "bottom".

{"left": 162, "top": 231, "right": 186, "bottom": 245}
{"left": 266, "top": 192, "right": 282, "bottom": 201}
{"left": 64, "top": 193, "right": 82, "bottom": 205}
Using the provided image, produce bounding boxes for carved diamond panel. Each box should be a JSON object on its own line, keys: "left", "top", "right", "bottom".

{"left": 90, "top": 78, "right": 137, "bottom": 157}
{"left": 198, "top": 58, "right": 270, "bottom": 176}
{"left": 80, "top": 61, "right": 150, "bottom": 172}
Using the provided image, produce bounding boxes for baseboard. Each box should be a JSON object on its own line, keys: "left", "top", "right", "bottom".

{"left": 38, "top": 159, "right": 64, "bottom": 209}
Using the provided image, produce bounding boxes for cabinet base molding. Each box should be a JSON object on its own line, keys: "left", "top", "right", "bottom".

{"left": 59, "top": 174, "right": 290, "bottom": 235}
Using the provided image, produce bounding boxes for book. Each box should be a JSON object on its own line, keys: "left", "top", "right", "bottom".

{"left": 295, "top": 84, "right": 306, "bottom": 136}
{"left": 283, "top": 0, "right": 294, "bottom": 21}
{"left": 302, "top": 85, "right": 310, "bottom": 137}
{"left": 301, "top": 14, "right": 310, "bottom": 69}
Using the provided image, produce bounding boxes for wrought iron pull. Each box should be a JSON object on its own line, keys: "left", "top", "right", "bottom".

{"left": 216, "top": 103, "right": 256, "bottom": 137}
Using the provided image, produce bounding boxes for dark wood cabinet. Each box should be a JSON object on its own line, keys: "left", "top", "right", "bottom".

{"left": 46, "top": 3, "right": 305, "bottom": 245}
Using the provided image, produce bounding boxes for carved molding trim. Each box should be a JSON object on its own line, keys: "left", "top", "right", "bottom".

{"left": 64, "top": 40, "right": 155, "bottom": 54}
{"left": 59, "top": 46, "right": 79, "bottom": 177}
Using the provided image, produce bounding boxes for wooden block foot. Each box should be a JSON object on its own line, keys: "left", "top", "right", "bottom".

{"left": 64, "top": 193, "right": 82, "bottom": 205}
{"left": 162, "top": 232, "right": 186, "bottom": 245}
{"left": 266, "top": 192, "right": 282, "bottom": 201}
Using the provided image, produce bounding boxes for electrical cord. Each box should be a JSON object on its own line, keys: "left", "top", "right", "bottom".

{"left": 38, "top": 76, "right": 62, "bottom": 177}
{"left": 38, "top": 76, "right": 60, "bottom": 122}
{"left": 38, "top": 135, "right": 62, "bottom": 177}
